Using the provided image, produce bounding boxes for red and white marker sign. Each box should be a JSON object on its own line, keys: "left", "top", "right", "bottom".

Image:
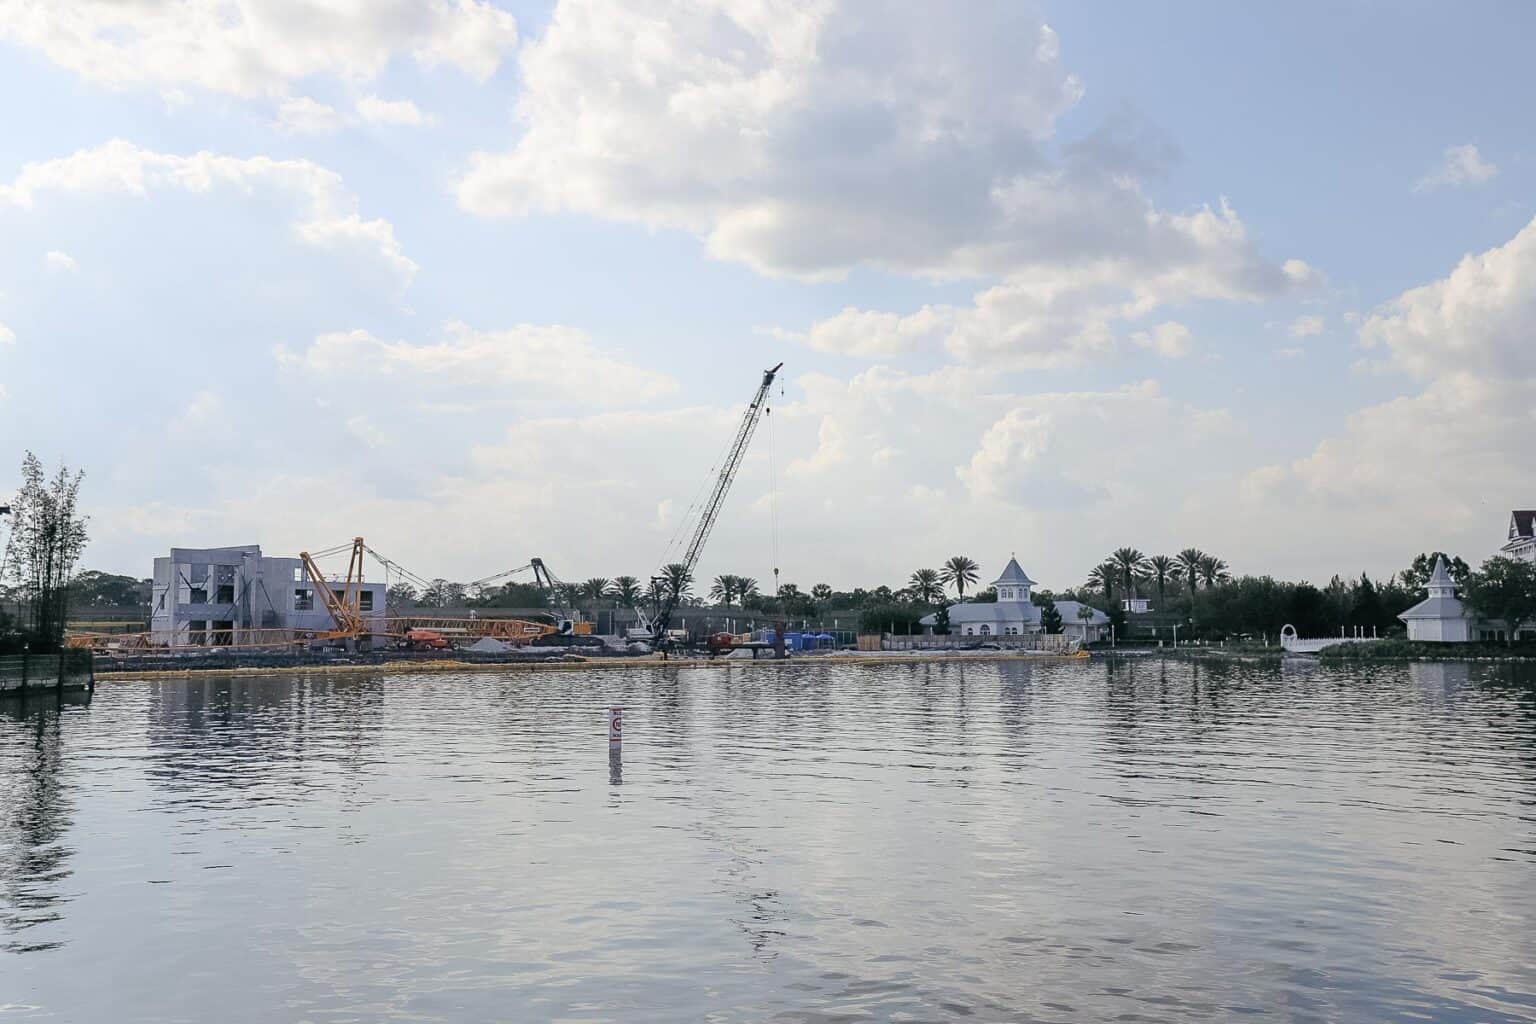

{"left": 607, "top": 706, "right": 623, "bottom": 745}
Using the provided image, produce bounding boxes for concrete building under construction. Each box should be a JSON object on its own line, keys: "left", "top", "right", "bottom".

{"left": 150, "top": 544, "right": 386, "bottom": 647}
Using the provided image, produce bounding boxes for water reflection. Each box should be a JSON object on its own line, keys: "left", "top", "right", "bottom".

{"left": 0, "top": 692, "right": 89, "bottom": 954}
{"left": 2, "top": 660, "right": 1535, "bottom": 1023}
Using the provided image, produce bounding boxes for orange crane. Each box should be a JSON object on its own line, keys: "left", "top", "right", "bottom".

{"left": 299, "top": 537, "right": 370, "bottom": 645}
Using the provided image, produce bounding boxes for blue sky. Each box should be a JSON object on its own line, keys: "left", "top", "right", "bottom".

{"left": 1, "top": 1, "right": 1532, "bottom": 591}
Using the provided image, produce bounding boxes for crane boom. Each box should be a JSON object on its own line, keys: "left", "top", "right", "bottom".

{"left": 651, "top": 362, "right": 781, "bottom": 645}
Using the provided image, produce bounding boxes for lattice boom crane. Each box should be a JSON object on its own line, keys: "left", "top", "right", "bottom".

{"left": 650, "top": 361, "right": 781, "bottom": 646}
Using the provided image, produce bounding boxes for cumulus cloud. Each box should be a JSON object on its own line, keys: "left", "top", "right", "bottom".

{"left": 355, "top": 95, "right": 431, "bottom": 126}
{"left": 274, "top": 97, "right": 345, "bottom": 136}
{"left": 1130, "top": 321, "right": 1193, "bottom": 359}
{"left": 458, "top": 2, "right": 1297, "bottom": 283}
{"left": 1289, "top": 314, "right": 1324, "bottom": 338}
{"left": 276, "top": 321, "right": 677, "bottom": 405}
{"left": 0, "top": 0, "right": 518, "bottom": 97}
{"left": 0, "top": 139, "right": 417, "bottom": 288}
{"left": 43, "top": 250, "right": 77, "bottom": 272}
{"left": 1414, "top": 144, "right": 1498, "bottom": 192}
{"left": 483, "top": 1, "right": 1308, "bottom": 363}
{"left": 958, "top": 380, "right": 1231, "bottom": 508}
{"left": 1243, "top": 215, "right": 1536, "bottom": 568}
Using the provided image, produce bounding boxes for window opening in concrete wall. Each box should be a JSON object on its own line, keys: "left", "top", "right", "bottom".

{"left": 211, "top": 621, "right": 234, "bottom": 645}
{"left": 187, "top": 620, "right": 207, "bottom": 646}
{"left": 294, "top": 567, "right": 304, "bottom": 583}
{"left": 189, "top": 587, "right": 208, "bottom": 604}
{"left": 295, "top": 588, "right": 314, "bottom": 611}
{"left": 359, "top": 591, "right": 374, "bottom": 611}
{"left": 216, "top": 584, "right": 235, "bottom": 603}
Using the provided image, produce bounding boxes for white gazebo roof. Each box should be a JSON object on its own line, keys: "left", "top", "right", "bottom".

{"left": 1400, "top": 557, "right": 1467, "bottom": 622}
{"left": 993, "top": 556, "right": 1035, "bottom": 588}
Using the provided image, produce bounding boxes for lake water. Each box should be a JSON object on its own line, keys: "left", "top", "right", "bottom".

{"left": 3, "top": 658, "right": 1535, "bottom": 1023}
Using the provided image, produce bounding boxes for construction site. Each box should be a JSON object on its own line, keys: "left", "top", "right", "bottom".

{"left": 68, "top": 364, "right": 791, "bottom": 667}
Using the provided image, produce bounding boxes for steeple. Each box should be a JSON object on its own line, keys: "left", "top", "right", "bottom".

{"left": 1426, "top": 555, "right": 1456, "bottom": 597}
{"left": 993, "top": 556, "right": 1035, "bottom": 588}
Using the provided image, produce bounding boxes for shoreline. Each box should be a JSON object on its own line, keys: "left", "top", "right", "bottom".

{"left": 94, "top": 649, "right": 1094, "bottom": 682}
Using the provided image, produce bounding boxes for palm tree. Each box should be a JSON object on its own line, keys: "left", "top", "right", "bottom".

{"left": 1176, "top": 548, "right": 1206, "bottom": 592}
{"left": 1197, "top": 554, "right": 1230, "bottom": 589}
{"left": 612, "top": 576, "right": 641, "bottom": 607}
{"left": 1110, "top": 547, "right": 1149, "bottom": 597}
{"left": 659, "top": 562, "right": 693, "bottom": 602}
{"left": 737, "top": 577, "right": 760, "bottom": 602}
{"left": 1087, "top": 561, "right": 1118, "bottom": 603}
{"left": 811, "top": 583, "right": 832, "bottom": 605}
{"left": 908, "top": 568, "right": 945, "bottom": 605}
{"left": 941, "top": 555, "right": 980, "bottom": 598}
{"left": 582, "top": 577, "right": 612, "bottom": 604}
{"left": 1146, "top": 555, "right": 1178, "bottom": 607}
{"left": 709, "top": 574, "right": 740, "bottom": 609}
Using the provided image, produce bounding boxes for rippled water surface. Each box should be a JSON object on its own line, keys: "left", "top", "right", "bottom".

{"left": 4, "top": 658, "right": 1536, "bottom": 1022}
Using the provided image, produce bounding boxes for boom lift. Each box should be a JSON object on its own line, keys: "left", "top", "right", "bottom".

{"left": 640, "top": 362, "right": 782, "bottom": 650}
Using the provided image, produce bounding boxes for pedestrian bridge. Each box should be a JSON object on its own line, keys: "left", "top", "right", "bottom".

{"left": 1279, "top": 624, "right": 1383, "bottom": 653}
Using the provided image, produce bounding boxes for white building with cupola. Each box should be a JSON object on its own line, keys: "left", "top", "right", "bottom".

{"left": 919, "top": 555, "right": 1110, "bottom": 644}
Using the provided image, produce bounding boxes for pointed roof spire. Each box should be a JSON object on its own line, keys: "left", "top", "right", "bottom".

{"left": 1427, "top": 555, "right": 1456, "bottom": 593}
{"left": 994, "top": 557, "right": 1035, "bottom": 588}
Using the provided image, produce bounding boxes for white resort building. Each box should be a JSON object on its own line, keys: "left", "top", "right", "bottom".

{"left": 1502, "top": 510, "right": 1536, "bottom": 564}
{"left": 1398, "top": 556, "right": 1472, "bottom": 643}
{"left": 1398, "top": 509, "right": 1536, "bottom": 643}
{"left": 919, "top": 556, "right": 1111, "bottom": 644}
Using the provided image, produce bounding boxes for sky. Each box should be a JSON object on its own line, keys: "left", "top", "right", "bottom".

{"left": 1, "top": 0, "right": 1533, "bottom": 592}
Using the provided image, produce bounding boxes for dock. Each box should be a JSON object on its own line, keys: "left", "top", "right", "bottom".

{"left": 0, "top": 650, "right": 95, "bottom": 697}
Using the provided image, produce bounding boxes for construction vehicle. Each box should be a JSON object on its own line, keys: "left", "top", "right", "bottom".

{"left": 400, "top": 628, "right": 452, "bottom": 651}
{"left": 636, "top": 362, "right": 782, "bottom": 651}
{"left": 467, "top": 556, "right": 593, "bottom": 637}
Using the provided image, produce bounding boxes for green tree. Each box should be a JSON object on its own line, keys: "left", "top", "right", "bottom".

{"left": 1087, "top": 562, "right": 1118, "bottom": 604}
{"left": 811, "top": 583, "right": 833, "bottom": 606}
{"left": 1146, "top": 555, "right": 1178, "bottom": 607}
{"left": 659, "top": 563, "right": 693, "bottom": 602}
{"left": 941, "top": 555, "right": 980, "bottom": 598}
{"left": 933, "top": 603, "right": 951, "bottom": 635}
{"left": 1400, "top": 552, "right": 1472, "bottom": 593}
{"left": 612, "top": 576, "right": 642, "bottom": 606}
{"left": 709, "top": 574, "right": 740, "bottom": 608}
{"left": 582, "top": 578, "right": 613, "bottom": 604}
{"left": 386, "top": 582, "right": 418, "bottom": 609}
{"left": 1197, "top": 554, "right": 1231, "bottom": 589}
{"left": 69, "top": 570, "right": 145, "bottom": 608}
{"left": 1040, "top": 601, "right": 1063, "bottom": 634}
{"left": 1110, "top": 547, "right": 1149, "bottom": 596}
{"left": 908, "top": 568, "right": 945, "bottom": 604}
{"left": 3, "top": 454, "right": 89, "bottom": 651}
{"left": 1177, "top": 548, "right": 1206, "bottom": 592}
{"left": 1464, "top": 556, "right": 1536, "bottom": 646}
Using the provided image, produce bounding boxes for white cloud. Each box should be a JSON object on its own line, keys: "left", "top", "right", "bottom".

{"left": 1414, "top": 144, "right": 1498, "bottom": 192}
{"left": 356, "top": 95, "right": 431, "bottom": 126}
{"left": 1242, "top": 215, "right": 1536, "bottom": 569}
{"left": 957, "top": 380, "right": 1231, "bottom": 508}
{"left": 0, "top": 322, "right": 14, "bottom": 346}
{"left": 458, "top": 2, "right": 1296, "bottom": 283}
{"left": 0, "top": 0, "right": 518, "bottom": 97}
{"left": 1131, "top": 321, "right": 1193, "bottom": 359}
{"left": 1289, "top": 314, "right": 1324, "bottom": 338}
{"left": 274, "top": 97, "right": 345, "bottom": 136}
{"left": 0, "top": 139, "right": 416, "bottom": 288}
{"left": 476, "top": 1, "right": 1309, "bottom": 364}
{"left": 276, "top": 321, "right": 677, "bottom": 405}
{"left": 43, "top": 250, "right": 77, "bottom": 272}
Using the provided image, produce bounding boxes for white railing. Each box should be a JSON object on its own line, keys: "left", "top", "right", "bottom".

{"left": 1279, "top": 624, "right": 1383, "bottom": 653}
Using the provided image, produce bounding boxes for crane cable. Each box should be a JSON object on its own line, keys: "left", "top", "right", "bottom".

{"left": 766, "top": 394, "right": 780, "bottom": 605}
